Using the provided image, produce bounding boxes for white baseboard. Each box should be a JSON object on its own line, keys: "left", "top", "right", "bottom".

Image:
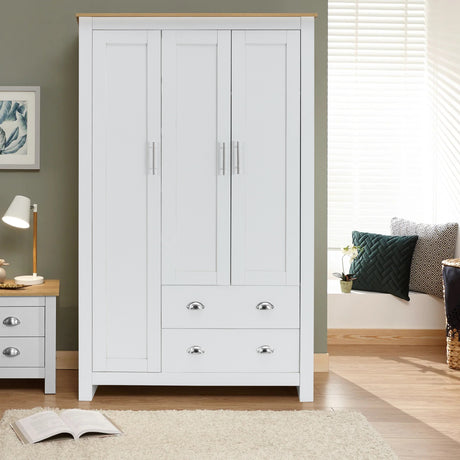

{"left": 57, "top": 351, "right": 330, "bottom": 373}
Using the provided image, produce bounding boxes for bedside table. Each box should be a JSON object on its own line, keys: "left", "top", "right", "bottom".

{"left": 0, "top": 280, "right": 59, "bottom": 394}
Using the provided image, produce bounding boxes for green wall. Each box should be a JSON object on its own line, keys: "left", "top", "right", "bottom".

{"left": 0, "top": 0, "right": 327, "bottom": 353}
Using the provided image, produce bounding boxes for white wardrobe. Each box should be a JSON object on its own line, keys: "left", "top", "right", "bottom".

{"left": 78, "top": 15, "right": 315, "bottom": 402}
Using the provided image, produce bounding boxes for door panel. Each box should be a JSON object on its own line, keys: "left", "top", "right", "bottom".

{"left": 92, "top": 31, "right": 161, "bottom": 372}
{"left": 231, "top": 31, "right": 300, "bottom": 285}
{"left": 162, "top": 30, "right": 231, "bottom": 285}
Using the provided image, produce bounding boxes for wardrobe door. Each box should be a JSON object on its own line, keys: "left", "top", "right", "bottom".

{"left": 92, "top": 31, "right": 161, "bottom": 372}
{"left": 231, "top": 31, "right": 300, "bottom": 286}
{"left": 162, "top": 30, "right": 231, "bottom": 285}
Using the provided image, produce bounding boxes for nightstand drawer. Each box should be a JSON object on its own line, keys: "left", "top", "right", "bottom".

{"left": 0, "top": 337, "right": 44, "bottom": 367}
{"left": 0, "top": 307, "right": 44, "bottom": 337}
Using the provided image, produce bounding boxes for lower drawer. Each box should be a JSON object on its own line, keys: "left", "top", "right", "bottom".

{"left": 0, "top": 337, "right": 44, "bottom": 368}
{"left": 162, "top": 329, "right": 299, "bottom": 373}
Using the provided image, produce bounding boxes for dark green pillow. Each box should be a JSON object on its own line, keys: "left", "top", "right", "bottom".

{"left": 350, "top": 231, "right": 418, "bottom": 301}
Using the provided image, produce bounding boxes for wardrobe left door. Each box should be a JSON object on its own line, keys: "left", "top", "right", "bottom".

{"left": 92, "top": 31, "right": 161, "bottom": 372}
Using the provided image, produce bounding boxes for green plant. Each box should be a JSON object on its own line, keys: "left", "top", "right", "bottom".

{"left": 333, "top": 245, "right": 362, "bottom": 281}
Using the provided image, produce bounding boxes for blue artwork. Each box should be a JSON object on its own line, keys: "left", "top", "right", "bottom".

{"left": 0, "top": 101, "right": 27, "bottom": 155}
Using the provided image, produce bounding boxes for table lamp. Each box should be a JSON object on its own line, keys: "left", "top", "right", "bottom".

{"left": 2, "top": 195, "right": 44, "bottom": 285}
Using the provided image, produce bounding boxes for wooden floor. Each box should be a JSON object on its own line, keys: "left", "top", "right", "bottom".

{"left": 1, "top": 345, "right": 459, "bottom": 458}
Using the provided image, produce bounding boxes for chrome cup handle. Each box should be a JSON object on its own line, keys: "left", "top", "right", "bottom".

{"left": 256, "top": 302, "right": 275, "bottom": 311}
{"left": 3, "top": 347, "right": 20, "bottom": 357}
{"left": 187, "top": 346, "right": 205, "bottom": 355}
{"left": 186, "top": 301, "right": 205, "bottom": 311}
{"left": 256, "top": 345, "right": 274, "bottom": 354}
{"left": 3, "top": 316, "right": 21, "bottom": 327}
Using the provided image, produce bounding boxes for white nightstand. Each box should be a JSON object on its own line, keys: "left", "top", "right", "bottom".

{"left": 0, "top": 280, "right": 59, "bottom": 394}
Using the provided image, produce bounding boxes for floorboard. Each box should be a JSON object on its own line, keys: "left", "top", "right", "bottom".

{"left": 1, "top": 345, "right": 459, "bottom": 457}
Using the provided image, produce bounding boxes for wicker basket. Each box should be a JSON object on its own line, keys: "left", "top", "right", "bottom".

{"left": 442, "top": 258, "right": 460, "bottom": 269}
{"left": 447, "top": 330, "right": 460, "bottom": 369}
{"left": 442, "top": 259, "right": 460, "bottom": 369}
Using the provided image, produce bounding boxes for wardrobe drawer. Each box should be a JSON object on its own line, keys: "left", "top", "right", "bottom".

{"left": 162, "top": 286, "right": 299, "bottom": 328}
{"left": 0, "top": 307, "right": 44, "bottom": 337}
{"left": 162, "top": 329, "right": 299, "bottom": 373}
{"left": 0, "top": 337, "right": 44, "bottom": 367}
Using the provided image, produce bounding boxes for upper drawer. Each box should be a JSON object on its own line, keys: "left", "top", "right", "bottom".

{"left": 162, "top": 286, "right": 299, "bottom": 329}
{"left": 0, "top": 307, "right": 44, "bottom": 337}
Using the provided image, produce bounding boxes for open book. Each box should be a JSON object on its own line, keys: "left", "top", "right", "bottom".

{"left": 11, "top": 409, "right": 122, "bottom": 444}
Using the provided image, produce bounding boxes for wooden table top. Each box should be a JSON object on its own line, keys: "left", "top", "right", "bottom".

{"left": 0, "top": 280, "right": 60, "bottom": 297}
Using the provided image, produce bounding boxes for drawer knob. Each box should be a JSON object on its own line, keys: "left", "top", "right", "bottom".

{"left": 2, "top": 347, "right": 20, "bottom": 357}
{"left": 187, "top": 346, "right": 205, "bottom": 355}
{"left": 3, "top": 316, "right": 21, "bottom": 327}
{"left": 256, "top": 302, "right": 275, "bottom": 311}
{"left": 257, "top": 345, "right": 274, "bottom": 354}
{"left": 186, "top": 301, "right": 205, "bottom": 311}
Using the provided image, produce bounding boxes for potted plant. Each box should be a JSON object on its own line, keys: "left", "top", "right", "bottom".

{"left": 333, "top": 245, "right": 362, "bottom": 293}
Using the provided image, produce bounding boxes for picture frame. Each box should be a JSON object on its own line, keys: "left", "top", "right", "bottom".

{"left": 0, "top": 86, "right": 40, "bottom": 170}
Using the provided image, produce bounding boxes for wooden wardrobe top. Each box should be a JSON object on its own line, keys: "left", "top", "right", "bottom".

{"left": 76, "top": 13, "right": 318, "bottom": 22}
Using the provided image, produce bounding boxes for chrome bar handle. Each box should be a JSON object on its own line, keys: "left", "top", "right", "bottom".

{"left": 256, "top": 345, "right": 274, "bottom": 354}
{"left": 256, "top": 302, "right": 275, "bottom": 311}
{"left": 236, "top": 141, "right": 240, "bottom": 174}
{"left": 3, "top": 347, "right": 20, "bottom": 357}
{"left": 147, "top": 142, "right": 154, "bottom": 174}
{"left": 233, "top": 141, "right": 241, "bottom": 175}
{"left": 3, "top": 316, "right": 21, "bottom": 327}
{"left": 218, "top": 142, "right": 225, "bottom": 175}
{"left": 148, "top": 142, "right": 157, "bottom": 175}
{"left": 186, "top": 301, "right": 205, "bottom": 311}
{"left": 187, "top": 346, "right": 205, "bottom": 355}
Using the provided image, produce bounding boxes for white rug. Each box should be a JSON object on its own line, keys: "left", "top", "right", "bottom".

{"left": 0, "top": 408, "right": 396, "bottom": 460}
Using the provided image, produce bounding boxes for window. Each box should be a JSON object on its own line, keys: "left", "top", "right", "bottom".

{"left": 427, "top": 1, "right": 460, "bottom": 224}
{"left": 328, "top": 0, "right": 431, "bottom": 248}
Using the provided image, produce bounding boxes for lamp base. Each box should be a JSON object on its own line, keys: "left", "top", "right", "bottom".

{"left": 14, "top": 274, "right": 44, "bottom": 285}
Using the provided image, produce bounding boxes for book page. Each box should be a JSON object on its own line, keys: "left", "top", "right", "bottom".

{"left": 60, "top": 409, "right": 121, "bottom": 438}
{"left": 13, "top": 411, "right": 74, "bottom": 444}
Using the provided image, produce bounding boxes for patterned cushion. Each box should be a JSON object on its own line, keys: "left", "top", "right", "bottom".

{"left": 391, "top": 217, "right": 458, "bottom": 297}
{"left": 350, "top": 231, "right": 418, "bottom": 300}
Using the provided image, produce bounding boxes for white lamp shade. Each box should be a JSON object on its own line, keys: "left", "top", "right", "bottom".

{"left": 2, "top": 195, "right": 31, "bottom": 229}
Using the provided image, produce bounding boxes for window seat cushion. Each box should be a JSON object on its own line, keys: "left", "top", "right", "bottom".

{"left": 327, "top": 280, "right": 444, "bottom": 329}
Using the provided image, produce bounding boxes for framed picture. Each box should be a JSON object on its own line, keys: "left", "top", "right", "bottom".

{"left": 0, "top": 86, "right": 40, "bottom": 170}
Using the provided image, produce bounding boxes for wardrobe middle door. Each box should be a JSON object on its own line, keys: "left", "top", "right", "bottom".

{"left": 231, "top": 31, "right": 301, "bottom": 286}
{"left": 162, "top": 30, "right": 231, "bottom": 285}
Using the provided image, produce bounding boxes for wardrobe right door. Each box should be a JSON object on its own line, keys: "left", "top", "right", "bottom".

{"left": 231, "top": 30, "right": 301, "bottom": 286}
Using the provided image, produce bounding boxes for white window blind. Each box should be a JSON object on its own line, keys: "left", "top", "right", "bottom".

{"left": 427, "top": 0, "right": 460, "bottom": 225}
{"left": 328, "top": 0, "right": 432, "bottom": 248}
